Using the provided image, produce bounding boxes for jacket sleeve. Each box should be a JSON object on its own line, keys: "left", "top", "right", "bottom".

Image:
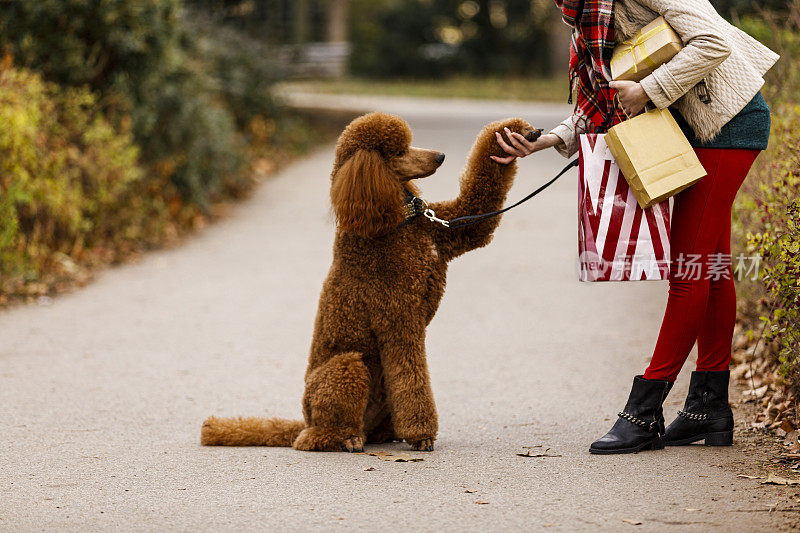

{"left": 550, "top": 111, "right": 587, "bottom": 158}
{"left": 636, "top": 0, "right": 732, "bottom": 109}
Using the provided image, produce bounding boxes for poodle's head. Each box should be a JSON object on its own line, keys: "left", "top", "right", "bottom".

{"left": 330, "top": 112, "right": 445, "bottom": 238}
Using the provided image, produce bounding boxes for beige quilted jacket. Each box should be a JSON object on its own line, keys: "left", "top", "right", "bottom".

{"left": 551, "top": 0, "right": 780, "bottom": 157}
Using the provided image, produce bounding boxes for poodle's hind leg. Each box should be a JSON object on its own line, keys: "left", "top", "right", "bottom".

{"left": 294, "top": 352, "right": 370, "bottom": 453}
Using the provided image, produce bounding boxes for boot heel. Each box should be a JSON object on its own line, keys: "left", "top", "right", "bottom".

{"left": 704, "top": 431, "right": 733, "bottom": 446}
{"left": 648, "top": 436, "right": 666, "bottom": 450}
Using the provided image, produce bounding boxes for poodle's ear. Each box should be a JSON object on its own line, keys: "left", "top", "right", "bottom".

{"left": 330, "top": 149, "right": 404, "bottom": 238}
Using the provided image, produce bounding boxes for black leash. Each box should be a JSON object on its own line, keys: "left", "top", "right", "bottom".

{"left": 422, "top": 158, "right": 579, "bottom": 229}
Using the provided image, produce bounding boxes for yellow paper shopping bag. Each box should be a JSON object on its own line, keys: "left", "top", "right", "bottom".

{"left": 605, "top": 108, "right": 707, "bottom": 209}
{"left": 611, "top": 16, "right": 683, "bottom": 82}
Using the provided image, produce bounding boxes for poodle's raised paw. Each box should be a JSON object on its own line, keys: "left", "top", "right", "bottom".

{"left": 479, "top": 117, "right": 537, "bottom": 159}
{"left": 525, "top": 128, "right": 543, "bottom": 142}
{"left": 408, "top": 438, "right": 435, "bottom": 452}
{"left": 342, "top": 435, "right": 365, "bottom": 453}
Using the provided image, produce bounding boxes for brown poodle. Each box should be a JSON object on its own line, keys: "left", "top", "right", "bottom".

{"left": 202, "top": 112, "right": 536, "bottom": 452}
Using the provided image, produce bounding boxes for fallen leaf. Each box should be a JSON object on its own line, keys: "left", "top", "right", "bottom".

{"left": 375, "top": 452, "right": 423, "bottom": 462}
{"left": 622, "top": 518, "right": 642, "bottom": 525}
{"left": 737, "top": 474, "right": 764, "bottom": 479}
{"left": 464, "top": 490, "right": 478, "bottom": 494}
{"left": 475, "top": 501, "right": 490, "bottom": 505}
{"left": 784, "top": 430, "right": 799, "bottom": 449}
{"left": 517, "top": 447, "right": 562, "bottom": 458}
{"left": 360, "top": 451, "right": 423, "bottom": 462}
{"left": 761, "top": 473, "right": 800, "bottom": 485}
{"left": 363, "top": 467, "right": 376, "bottom": 471}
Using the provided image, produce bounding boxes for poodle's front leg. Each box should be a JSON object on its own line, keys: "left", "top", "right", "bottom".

{"left": 379, "top": 336, "right": 438, "bottom": 451}
{"left": 426, "top": 118, "right": 529, "bottom": 262}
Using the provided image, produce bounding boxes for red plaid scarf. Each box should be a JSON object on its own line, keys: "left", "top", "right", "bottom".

{"left": 554, "top": 0, "right": 626, "bottom": 132}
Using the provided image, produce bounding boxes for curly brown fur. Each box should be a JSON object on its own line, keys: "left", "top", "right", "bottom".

{"left": 202, "top": 113, "right": 536, "bottom": 452}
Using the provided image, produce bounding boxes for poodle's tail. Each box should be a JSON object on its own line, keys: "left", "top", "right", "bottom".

{"left": 201, "top": 416, "right": 305, "bottom": 446}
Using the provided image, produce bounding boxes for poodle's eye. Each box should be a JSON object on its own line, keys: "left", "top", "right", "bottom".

{"left": 396, "top": 149, "right": 407, "bottom": 157}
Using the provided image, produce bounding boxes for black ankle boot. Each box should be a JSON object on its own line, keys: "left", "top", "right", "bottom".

{"left": 590, "top": 375, "right": 673, "bottom": 455}
{"left": 665, "top": 370, "right": 734, "bottom": 446}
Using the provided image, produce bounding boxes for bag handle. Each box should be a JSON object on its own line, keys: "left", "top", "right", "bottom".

{"left": 612, "top": 93, "right": 656, "bottom": 124}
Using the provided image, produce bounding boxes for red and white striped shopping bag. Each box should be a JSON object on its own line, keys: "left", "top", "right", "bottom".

{"left": 578, "top": 134, "right": 671, "bottom": 282}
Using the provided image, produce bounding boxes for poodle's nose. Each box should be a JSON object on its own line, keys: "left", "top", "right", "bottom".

{"left": 435, "top": 152, "right": 446, "bottom": 165}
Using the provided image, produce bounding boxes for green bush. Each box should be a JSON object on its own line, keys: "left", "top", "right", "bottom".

{"left": 745, "top": 103, "right": 800, "bottom": 387}
{"left": 130, "top": 59, "right": 245, "bottom": 208}
{"left": 185, "top": 13, "right": 284, "bottom": 131}
{"left": 736, "top": 15, "right": 800, "bottom": 101}
{"left": 712, "top": 0, "right": 795, "bottom": 18}
{"left": 0, "top": 68, "right": 148, "bottom": 290}
{"left": 349, "top": 0, "right": 553, "bottom": 78}
{"left": 0, "top": 0, "right": 288, "bottom": 208}
{"left": 733, "top": 2, "right": 800, "bottom": 395}
{"left": 0, "top": 0, "right": 184, "bottom": 93}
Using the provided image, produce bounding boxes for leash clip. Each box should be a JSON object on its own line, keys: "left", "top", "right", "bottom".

{"left": 423, "top": 208, "right": 451, "bottom": 228}
{"left": 420, "top": 199, "right": 450, "bottom": 227}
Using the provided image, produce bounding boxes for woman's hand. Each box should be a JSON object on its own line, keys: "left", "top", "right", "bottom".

{"left": 609, "top": 80, "right": 650, "bottom": 116}
{"left": 491, "top": 128, "right": 562, "bottom": 164}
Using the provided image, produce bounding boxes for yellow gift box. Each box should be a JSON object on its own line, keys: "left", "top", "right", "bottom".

{"left": 611, "top": 16, "right": 683, "bottom": 82}
{"left": 606, "top": 108, "right": 707, "bottom": 209}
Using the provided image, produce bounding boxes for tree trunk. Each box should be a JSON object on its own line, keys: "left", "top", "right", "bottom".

{"left": 326, "top": 0, "right": 349, "bottom": 43}
{"left": 293, "top": 0, "right": 311, "bottom": 43}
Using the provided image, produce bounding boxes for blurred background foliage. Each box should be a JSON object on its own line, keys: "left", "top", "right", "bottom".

{"left": 0, "top": 0, "right": 281, "bottom": 208}
{"left": 348, "top": 0, "right": 557, "bottom": 78}
{"left": 0, "top": 69, "right": 144, "bottom": 285}
{"left": 181, "top": 0, "right": 797, "bottom": 79}
{"left": 711, "top": 0, "right": 794, "bottom": 16}
{"left": 0, "top": 0, "right": 309, "bottom": 299}
{"left": 730, "top": 1, "right": 800, "bottom": 412}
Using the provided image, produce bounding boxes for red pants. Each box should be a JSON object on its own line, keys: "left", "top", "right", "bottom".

{"left": 643, "top": 148, "right": 760, "bottom": 382}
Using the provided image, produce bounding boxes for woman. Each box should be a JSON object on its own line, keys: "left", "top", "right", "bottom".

{"left": 493, "top": 0, "right": 779, "bottom": 454}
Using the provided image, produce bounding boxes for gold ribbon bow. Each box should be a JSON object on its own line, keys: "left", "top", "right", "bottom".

{"left": 611, "top": 23, "right": 669, "bottom": 73}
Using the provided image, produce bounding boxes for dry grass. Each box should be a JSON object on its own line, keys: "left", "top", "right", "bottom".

{"left": 278, "top": 76, "right": 570, "bottom": 103}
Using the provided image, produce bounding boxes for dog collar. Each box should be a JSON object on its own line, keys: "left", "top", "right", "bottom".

{"left": 399, "top": 191, "right": 427, "bottom": 227}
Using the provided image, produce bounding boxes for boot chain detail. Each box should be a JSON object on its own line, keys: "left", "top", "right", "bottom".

{"left": 617, "top": 411, "right": 657, "bottom": 431}
{"left": 677, "top": 410, "right": 708, "bottom": 422}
